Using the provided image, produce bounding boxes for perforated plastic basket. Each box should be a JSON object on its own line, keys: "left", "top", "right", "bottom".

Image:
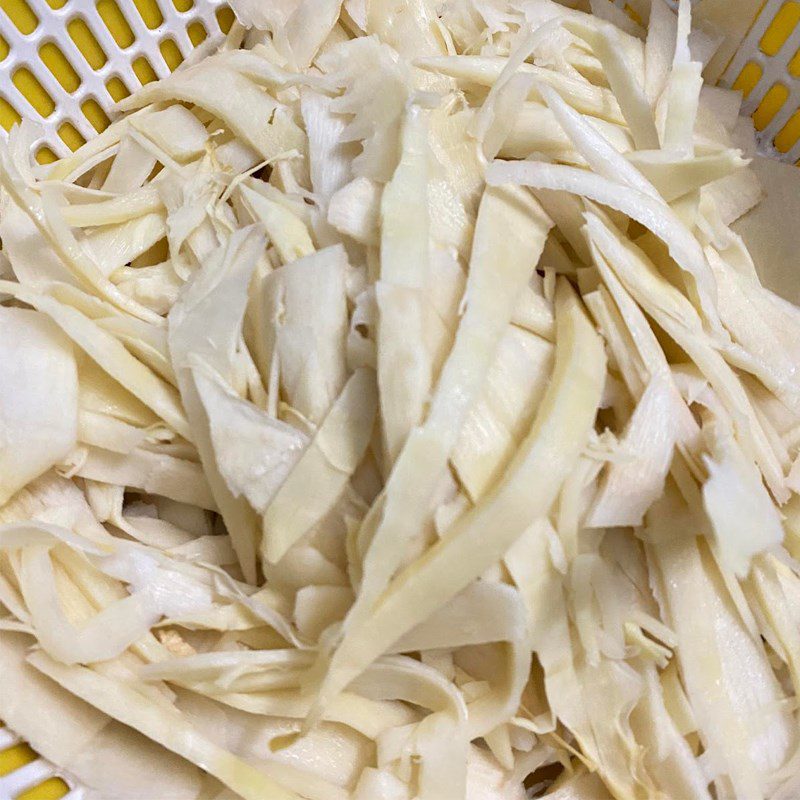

{"left": 0, "top": 0, "right": 799, "bottom": 799}
{"left": 723, "top": 0, "right": 800, "bottom": 162}
{"left": 0, "top": 0, "right": 235, "bottom": 164}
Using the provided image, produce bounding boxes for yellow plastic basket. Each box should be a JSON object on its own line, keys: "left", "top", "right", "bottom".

{"left": 0, "top": 0, "right": 798, "bottom": 799}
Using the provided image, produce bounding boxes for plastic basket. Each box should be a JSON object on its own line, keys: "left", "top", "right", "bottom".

{"left": 0, "top": 0, "right": 799, "bottom": 799}
{"left": 722, "top": 0, "right": 800, "bottom": 162}
{"left": 0, "top": 0, "right": 235, "bottom": 164}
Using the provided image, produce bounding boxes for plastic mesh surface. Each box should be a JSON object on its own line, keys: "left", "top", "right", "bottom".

{"left": 0, "top": 0, "right": 233, "bottom": 162}
{"left": 723, "top": 0, "right": 800, "bottom": 162}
